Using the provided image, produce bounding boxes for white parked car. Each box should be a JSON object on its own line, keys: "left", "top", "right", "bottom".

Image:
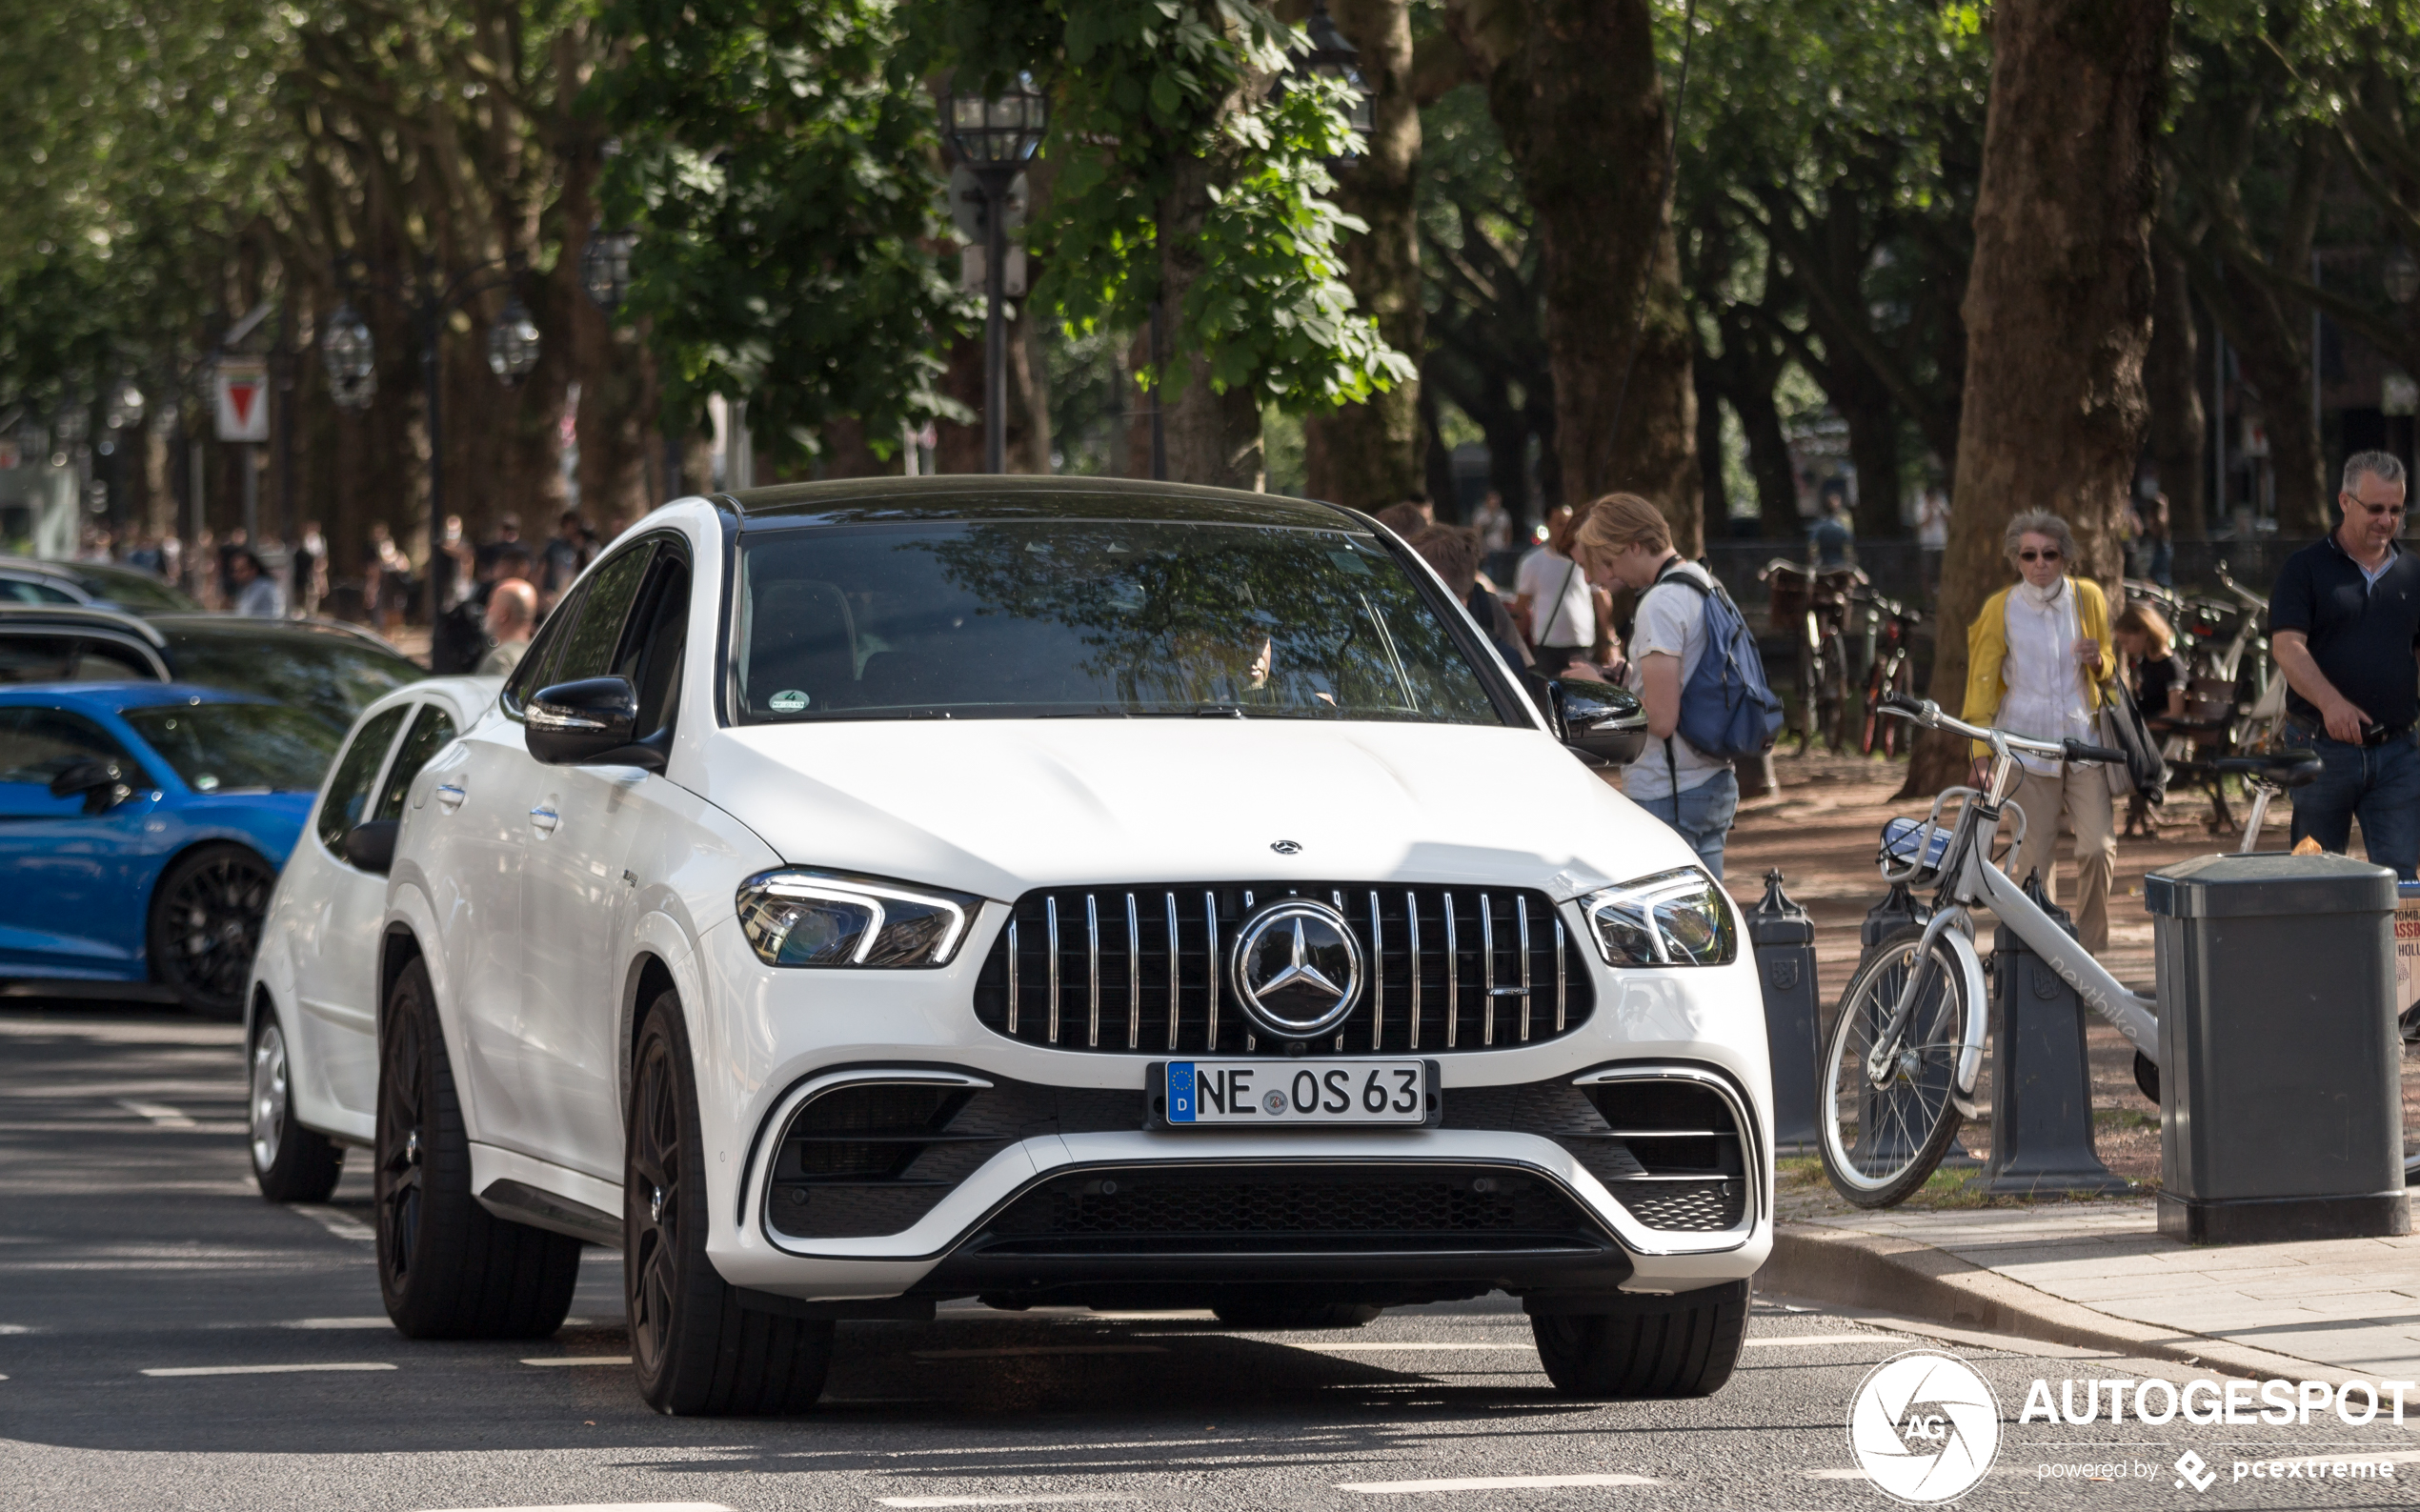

{"left": 366, "top": 478, "right": 1770, "bottom": 1414}
{"left": 245, "top": 676, "right": 502, "bottom": 1201}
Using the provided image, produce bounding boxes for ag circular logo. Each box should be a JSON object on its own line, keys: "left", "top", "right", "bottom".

{"left": 1846, "top": 1349, "right": 2002, "bottom": 1503}
{"left": 1228, "top": 898, "right": 1362, "bottom": 1040}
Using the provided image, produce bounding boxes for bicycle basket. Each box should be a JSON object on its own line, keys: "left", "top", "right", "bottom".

{"left": 1878, "top": 816, "right": 1951, "bottom": 881}
{"left": 1767, "top": 573, "right": 1811, "bottom": 621}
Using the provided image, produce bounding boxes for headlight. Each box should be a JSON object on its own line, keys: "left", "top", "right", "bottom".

{"left": 736, "top": 869, "right": 981, "bottom": 968}
{"left": 1579, "top": 869, "right": 1738, "bottom": 967}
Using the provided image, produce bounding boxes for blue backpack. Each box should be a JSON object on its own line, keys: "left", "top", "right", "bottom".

{"left": 1648, "top": 562, "right": 1785, "bottom": 765}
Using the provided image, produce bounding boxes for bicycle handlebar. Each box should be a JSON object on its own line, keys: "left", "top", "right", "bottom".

{"left": 1876, "top": 695, "right": 2128, "bottom": 764}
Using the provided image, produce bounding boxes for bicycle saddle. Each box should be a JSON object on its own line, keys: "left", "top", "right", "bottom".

{"left": 2212, "top": 753, "right": 2323, "bottom": 789}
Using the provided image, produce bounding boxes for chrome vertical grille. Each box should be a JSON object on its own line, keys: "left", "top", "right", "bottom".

{"left": 972, "top": 881, "right": 1594, "bottom": 1056}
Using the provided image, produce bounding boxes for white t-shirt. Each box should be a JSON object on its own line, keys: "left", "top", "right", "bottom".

{"left": 1516, "top": 549, "right": 1594, "bottom": 648}
{"left": 1623, "top": 560, "right": 1731, "bottom": 801}
{"left": 1997, "top": 581, "right": 2095, "bottom": 778}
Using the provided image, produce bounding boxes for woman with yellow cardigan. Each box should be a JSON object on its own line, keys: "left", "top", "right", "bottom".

{"left": 1961, "top": 510, "right": 2119, "bottom": 952}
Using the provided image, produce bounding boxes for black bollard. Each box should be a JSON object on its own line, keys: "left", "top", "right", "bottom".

{"left": 1749, "top": 870, "right": 1822, "bottom": 1154}
{"left": 1977, "top": 872, "right": 2130, "bottom": 1197}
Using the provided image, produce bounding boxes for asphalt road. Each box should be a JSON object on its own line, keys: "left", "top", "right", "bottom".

{"left": 4, "top": 1006, "right": 2415, "bottom": 1511}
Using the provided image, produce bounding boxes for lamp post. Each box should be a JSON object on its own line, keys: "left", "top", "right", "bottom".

{"left": 943, "top": 75, "right": 1048, "bottom": 474}
{"left": 323, "top": 258, "right": 539, "bottom": 632}
{"left": 581, "top": 229, "right": 636, "bottom": 314}
{"left": 1289, "top": 0, "right": 1375, "bottom": 165}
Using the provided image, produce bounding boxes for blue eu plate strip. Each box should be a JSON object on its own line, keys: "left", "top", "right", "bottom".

{"left": 1166, "top": 1061, "right": 1196, "bottom": 1123}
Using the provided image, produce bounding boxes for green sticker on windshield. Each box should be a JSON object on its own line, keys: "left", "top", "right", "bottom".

{"left": 1328, "top": 550, "right": 1372, "bottom": 575}
{"left": 768, "top": 690, "right": 810, "bottom": 714}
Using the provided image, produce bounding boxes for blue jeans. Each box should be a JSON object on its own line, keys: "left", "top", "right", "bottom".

{"left": 1639, "top": 768, "right": 1741, "bottom": 878}
{"left": 2289, "top": 732, "right": 2420, "bottom": 879}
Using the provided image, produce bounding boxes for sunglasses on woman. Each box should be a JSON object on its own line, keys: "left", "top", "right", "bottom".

{"left": 2018, "top": 549, "right": 2062, "bottom": 562}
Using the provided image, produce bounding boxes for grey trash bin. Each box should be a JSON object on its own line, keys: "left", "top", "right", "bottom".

{"left": 2143, "top": 853, "right": 2410, "bottom": 1243}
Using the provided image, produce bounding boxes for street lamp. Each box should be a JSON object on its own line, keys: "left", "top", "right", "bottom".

{"left": 581, "top": 228, "right": 637, "bottom": 313}
{"left": 943, "top": 73, "right": 1048, "bottom": 474}
{"left": 322, "top": 301, "right": 377, "bottom": 411}
{"left": 487, "top": 296, "right": 542, "bottom": 386}
{"left": 1287, "top": 0, "right": 1374, "bottom": 163}
{"left": 2385, "top": 244, "right": 2419, "bottom": 307}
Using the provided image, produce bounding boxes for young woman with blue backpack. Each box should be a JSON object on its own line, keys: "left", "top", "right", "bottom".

{"left": 1572, "top": 494, "right": 1785, "bottom": 877}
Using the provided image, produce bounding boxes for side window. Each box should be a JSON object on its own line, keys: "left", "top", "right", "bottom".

{"left": 0, "top": 635, "right": 78, "bottom": 684}
{"left": 504, "top": 582, "right": 585, "bottom": 715}
{"left": 315, "top": 705, "right": 410, "bottom": 856}
{"left": 371, "top": 703, "right": 458, "bottom": 822}
{"left": 614, "top": 552, "right": 691, "bottom": 739}
{"left": 0, "top": 708, "right": 139, "bottom": 814}
{"left": 550, "top": 544, "right": 656, "bottom": 685}
{"left": 70, "top": 640, "right": 156, "bottom": 681}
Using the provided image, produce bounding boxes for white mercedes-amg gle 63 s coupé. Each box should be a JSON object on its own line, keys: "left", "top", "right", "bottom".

{"left": 364, "top": 476, "right": 1770, "bottom": 1415}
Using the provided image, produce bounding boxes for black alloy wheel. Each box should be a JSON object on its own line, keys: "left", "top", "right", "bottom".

{"left": 1530, "top": 1280, "right": 1750, "bottom": 1399}
{"left": 150, "top": 843, "right": 277, "bottom": 1018}
{"left": 627, "top": 992, "right": 833, "bottom": 1416}
{"left": 374, "top": 956, "right": 578, "bottom": 1339}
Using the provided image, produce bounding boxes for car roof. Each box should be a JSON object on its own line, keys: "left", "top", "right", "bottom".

{"left": 725, "top": 474, "right": 1367, "bottom": 532}
{"left": 148, "top": 614, "right": 416, "bottom": 657}
{"left": 0, "top": 680, "right": 268, "bottom": 715}
{"left": 0, "top": 602, "right": 167, "bottom": 645}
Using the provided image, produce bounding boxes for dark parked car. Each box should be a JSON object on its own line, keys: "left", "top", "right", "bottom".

{"left": 0, "top": 555, "right": 202, "bottom": 614}
{"left": 0, "top": 605, "right": 423, "bottom": 733}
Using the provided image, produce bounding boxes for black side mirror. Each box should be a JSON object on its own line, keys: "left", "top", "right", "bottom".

{"left": 524, "top": 676, "right": 665, "bottom": 771}
{"left": 50, "top": 757, "right": 135, "bottom": 815}
{"left": 344, "top": 818, "right": 399, "bottom": 876}
{"left": 1549, "top": 677, "right": 1649, "bottom": 766}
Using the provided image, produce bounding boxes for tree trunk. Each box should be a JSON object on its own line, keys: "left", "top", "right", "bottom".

{"left": 1302, "top": 0, "right": 1423, "bottom": 511}
{"left": 1159, "top": 148, "right": 1266, "bottom": 490}
{"left": 1826, "top": 352, "right": 1904, "bottom": 541}
{"left": 2143, "top": 240, "right": 2205, "bottom": 539}
{"left": 1693, "top": 360, "right": 1730, "bottom": 531}
{"left": 1907, "top": 0, "right": 2171, "bottom": 796}
{"left": 1469, "top": 0, "right": 1698, "bottom": 550}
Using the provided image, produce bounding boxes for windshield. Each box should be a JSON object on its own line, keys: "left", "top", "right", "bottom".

{"left": 160, "top": 625, "right": 422, "bottom": 732}
{"left": 76, "top": 564, "right": 198, "bottom": 613}
{"left": 122, "top": 702, "right": 340, "bottom": 794}
{"left": 732, "top": 520, "right": 1504, "bottom": 724}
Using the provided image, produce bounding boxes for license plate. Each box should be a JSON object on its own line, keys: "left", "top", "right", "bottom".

{"left": 1155, "top": 1058, "right": 1436, "bottom": 1127}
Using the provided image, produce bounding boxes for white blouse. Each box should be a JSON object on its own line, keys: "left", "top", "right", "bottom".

{"left": 1998, "top": 581, "right": 2094, "bottom": 777}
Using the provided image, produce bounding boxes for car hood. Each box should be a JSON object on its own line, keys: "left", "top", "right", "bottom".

{"left": 695, "top": 718, "right": 1698, "bottom": 902}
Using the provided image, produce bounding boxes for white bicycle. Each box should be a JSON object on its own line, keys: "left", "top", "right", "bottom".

{"left": 1819, "top": 696, "right": 2168, "bottom": 1206}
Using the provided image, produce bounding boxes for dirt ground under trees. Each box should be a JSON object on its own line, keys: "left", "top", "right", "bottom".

{"left": 1695, "top": 751, "right": 2420, "bottom": 1218}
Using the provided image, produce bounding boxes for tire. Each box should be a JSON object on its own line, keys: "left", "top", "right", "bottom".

{"left": 1531, "top": 1281, "right": 1749, "bottom": 1399}
{"left": 1211, "top": 1301, "right": 1381, "bottom": 1330}
{"left": 1815, "top": 638, "right": 1849, "bottom": 752}
{"left": 149, "top": 843, "right": 277, "bottom": 1018}
{"left": 1796, "top": 620, "right": 1823, "bottom": 752}
{"left": 628, "top": 991, "right": 833, "bottom": 1416}
{"left": 250, "top": 1002, "right": 342, "bottom": 1202}
{"left": 1820, "top": 925, "right": 1973, "bottom": 1208}
{"left": 1862, "top": 658, "right": 1911, "bottom": 757}
{"left": 375, "top": 957, "right": 581, "bottom": 1339}
{"left": 2133, "top": 1050, "right": 2161, "bottom": 1106}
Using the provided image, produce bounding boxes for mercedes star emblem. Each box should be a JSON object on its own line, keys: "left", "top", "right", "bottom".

{"left": 1228, "top": 898, "right": 1363, "bottom": 1040}
{"left": 1270, "top": 839, "right": 1301, "bottom": 855}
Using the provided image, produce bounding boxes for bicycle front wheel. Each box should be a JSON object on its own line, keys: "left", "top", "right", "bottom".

{"left": 1820, "top": 925, "right": 1975, "bottom": 1207}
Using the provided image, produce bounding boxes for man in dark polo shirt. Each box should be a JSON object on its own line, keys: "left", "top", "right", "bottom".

{"left": 2269, "top": 450, "right": 2420, "bottom": 877}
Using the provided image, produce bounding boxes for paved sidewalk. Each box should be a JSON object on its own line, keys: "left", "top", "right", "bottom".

{"left": 1765, "top": 1199, "right": 2420, "bottom": 1385}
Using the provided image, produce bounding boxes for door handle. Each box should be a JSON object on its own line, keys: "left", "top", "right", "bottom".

{"left": 434, "top": 782, "right": 466, "bottom": 812}
{"left": 528, "top": 804, "right": 559, "bottom": 836}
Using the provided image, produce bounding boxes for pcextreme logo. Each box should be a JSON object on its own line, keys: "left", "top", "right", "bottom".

{"left": 1847, "top": 1349, "right": 2004, "bottom": 1503}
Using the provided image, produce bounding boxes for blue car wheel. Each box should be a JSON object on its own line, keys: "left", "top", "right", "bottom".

{"left": 148, "top": 842, "right": 276, "bottom": 1018}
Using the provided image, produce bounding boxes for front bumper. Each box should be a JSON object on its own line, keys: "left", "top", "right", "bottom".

{"left": 691, "top": 907, "right": 1775, "bottom": 1304}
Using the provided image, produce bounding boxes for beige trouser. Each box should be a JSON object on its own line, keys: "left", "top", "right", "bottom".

{"left": 2007, "top": 764, "right": 2116, "bottom": 953}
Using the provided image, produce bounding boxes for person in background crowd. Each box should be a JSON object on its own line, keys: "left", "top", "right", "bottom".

{"left": 292, "top": 520, "right": 327, "bottom": 617}
{"left": 1411, "top": 523, "right": 1532, "bottom": 675}
{"left": 216, "top": 528, "right": 249, "bottom": 604}
{"left": 1571, "top": 493, "right": 1737, "bottom": 876}
{"left": 2141, "top": 493, "right": 2174, "bottom": 588}
{"left": 477, "top": 578, "right": 538, "bottom": 675}
{"left": 1963, "top": 510, "right": 2118, "bottom": 951}
{"left": 192, "top": 530, "right": 220, "bottom": 611}
{"left": 1515, "top": 503, "right": 1609, "bottom": 683}
{"left": 1809, "top": 492, "right": 1855, "bottom": 570}
{"left": 1917, "top": 487, "right": 1949, "bottom": 596}
{"left": 228, "top": 547, "right": 285, "bottom": 619}
{"left": 1471, "top": 491, "right": 1513, "bottom": 554}
{"left": 1372, "top": 501, "right": 1429, "bottom": 538}
{"left": 156, "top": 534, "right": 181, "bottom": 589}
{"left": 541, "top": 509, "right": 594, "bottom": 605}
{"left": 369, "top": 523, "right": 413, "bottom": 636}
{"left": 123, "top": 534, "right": 161, "bottom": 575}
{"left": 431, "top": 514, "right": 470, "bottom": 615}
{"left": 2269, "top": 450, "right": 2420, "bottom": 879}
{"left": 475, "top": 512, "right": 524, "bottom": 577}
{"left": 2113, "top": 603, "right": 2186, "bottom": 723}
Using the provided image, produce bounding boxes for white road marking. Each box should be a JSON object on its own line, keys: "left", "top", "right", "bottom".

{"left": 115, "top": 1100, "right": 197, "bottom": 1129}
{"left": 418, "top": 1504, "right": 733, "bottom": 1512}
{"left": 521, "top": 1355, "right": 633, "bottom": 1366}
{"left": 877, "top": 1499, "right": 1133, "bottom": 1509}
{"left": 288, "top": 1205, "right": 375, "bottom": 1241}
{"left": 1742, "top": 1333, "right": 1905, "bottom": 1348}
{"left": 1802, "top": 1470, "right": 1868, "bottom": 1481}
{"left": 1301, "top": 1342, "right": 1535, "bottom": 1352}
{"left": 0, "top": 1324, "right": 30, "bottom": 1334}
{"left": 911, "top": 1345, "right": 1168, "bottom": 1361}
{"left": 141, "top": 1361, "right": 397, "bottom": 1378}
{"left": 1337, "top": 1474, "right": 1660, "bottom": 1493}
{"left": 282, "top": 1317, "right": 395, "bottom": 1329}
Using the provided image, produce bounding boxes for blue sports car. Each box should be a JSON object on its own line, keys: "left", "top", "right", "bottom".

{"left": 0, "top": 683, "right": 336, "bottom": 1015}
